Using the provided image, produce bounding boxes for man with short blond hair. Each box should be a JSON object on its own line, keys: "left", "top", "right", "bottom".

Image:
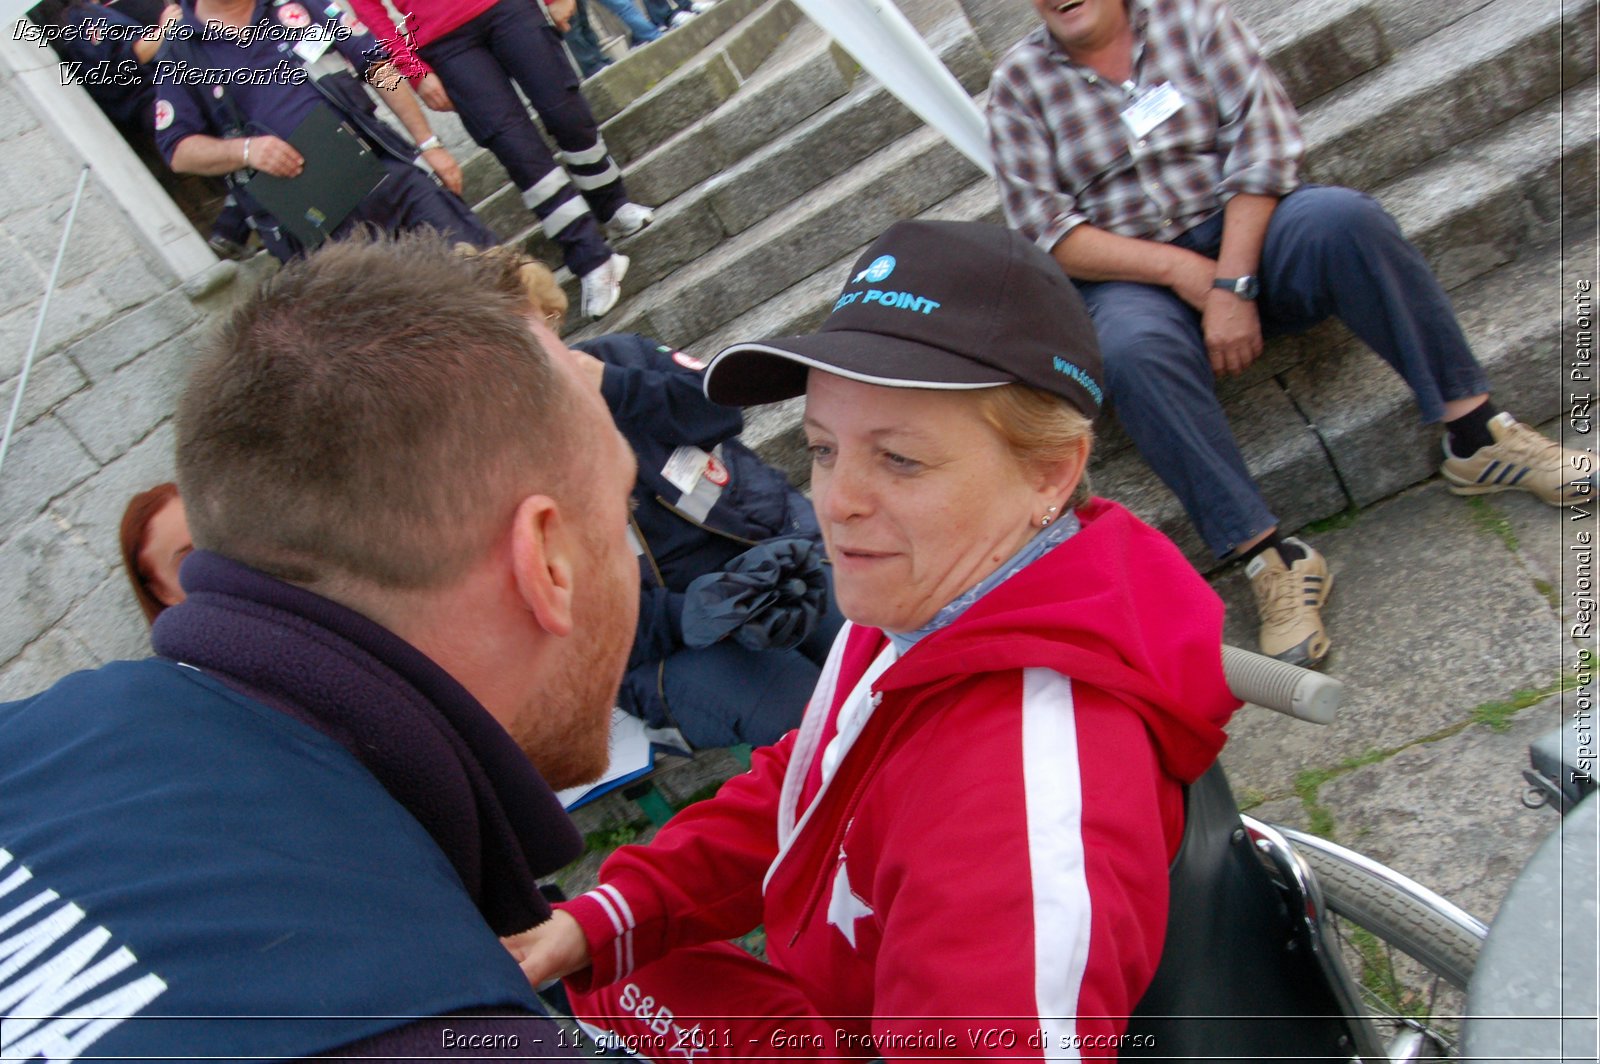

{"left": 0, "top": 234, "right": 637, "bottom": 1058}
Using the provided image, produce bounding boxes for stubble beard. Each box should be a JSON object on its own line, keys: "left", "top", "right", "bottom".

{"left": 516, "top": 550, "right": 636, "bottom": 792}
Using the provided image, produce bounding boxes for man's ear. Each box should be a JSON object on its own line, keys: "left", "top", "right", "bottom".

{"left": 509, "top": 494, "right": 575, "bottom": 638}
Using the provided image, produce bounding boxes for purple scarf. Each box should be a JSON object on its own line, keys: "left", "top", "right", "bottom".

{"left": 151, "top": 550, "right": 583, "bottom": 936}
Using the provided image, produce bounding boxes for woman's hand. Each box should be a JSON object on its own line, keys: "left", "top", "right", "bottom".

{"left": 416, "top": 73, "right": 454, "bottom": 111}
{"left": 422, "top": 146, "right": 463, "bottom": 194}
{"left": 502, "top": 910, "right": 591, "bottom": 987}
{"left": 546, "top": 0, "right": 576, "bottom": 32}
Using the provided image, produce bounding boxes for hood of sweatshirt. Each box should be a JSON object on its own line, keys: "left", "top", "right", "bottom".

{"left": 875, "top": 499, "right": 1238, "bottom": 783}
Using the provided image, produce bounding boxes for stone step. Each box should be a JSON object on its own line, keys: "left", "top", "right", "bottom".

{"left": 615, "top": 0, "right": 995, "bottom": 213}
{"left": 529, "top": 22, "right": 879, "bottom": 283}
{"left": 1356, "top": 0, "right": 1497, "bottom": 51}
{"left": 496, "top": 0, "right": 812, "bottom": 261}
{"left": 535, "top": 0, "right": 1380, "bottom": 315}
{"left": 693, "top": 77, "right": 1596, "bottom": 565}
{"left": 611, "top": 0, "right": 1376, "bottom": 252}
{"left": 1095, "top": 75, "right": 1596, "bottom": 464}
{"left": 573, "top": 119, "right": 988, "bottom": 341}
{"left": 648, "top": 15, "right": 989, "bottom": 230}
{"left": 583, "top": 0, "right": 775, "bottom": 125}
{"left": 455, "top": 0, "right": 785, "bottom": 226}
{"left": 1301, "top": 0, "right": 1596, "bottom": 195}
{"left": 540, "top": 16, "right": 989, "bottom": 299}
{"left": 1229, "top": 0, "right": 1390, "bottom": 106}
{"left": 554, "top": 0, "right": 1384, "bottom": 336}
{"left": 600, "top": 0, "right": 806, "bottom": 167}
{"left": 622, "top": 19, "right": 857, "bottom": 210}
{"left": 1096, "top": 226, "right": 1596, "bottom": 569}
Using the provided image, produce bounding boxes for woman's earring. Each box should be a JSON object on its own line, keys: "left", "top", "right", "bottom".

{"left": 1040, "top": 504, "right": 1059, "bottom": 528}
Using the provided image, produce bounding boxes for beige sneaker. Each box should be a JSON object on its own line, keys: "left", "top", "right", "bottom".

{"left": 1246, "top": 538, "right": 1333, "bottom": 668}
{"left": 1441, "top": 412, "right": 1595, "bottom": 505}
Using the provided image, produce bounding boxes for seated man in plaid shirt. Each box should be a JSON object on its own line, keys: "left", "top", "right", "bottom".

{"left": 985, "top": 0, "right": 1588, "bottom": 667}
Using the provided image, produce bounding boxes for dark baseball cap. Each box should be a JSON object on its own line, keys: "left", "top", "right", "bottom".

{"left": 702, "top": 220, "right": 1104, "bottom": 419}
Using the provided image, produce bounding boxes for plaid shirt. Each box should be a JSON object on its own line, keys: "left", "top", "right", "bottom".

{"left": 986, "top": 0, "right": 1303, "bottom": 252}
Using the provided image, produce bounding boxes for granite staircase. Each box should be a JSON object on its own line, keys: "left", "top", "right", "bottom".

{"left": 444, "top": 0, "right": 1596, "bottom": 570}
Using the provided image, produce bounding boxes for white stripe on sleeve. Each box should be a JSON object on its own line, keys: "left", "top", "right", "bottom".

{"left": 1021, "top": 667, "right": 1092, "bottom": 1061}
{"left": 597, "top": 884, "right": 637, "bottom": 975}
{"left": 596, "top": 884, "right": 636, "bottom": 930}
{"left": 587, "top": 888, "right": 625, "bottom": 936}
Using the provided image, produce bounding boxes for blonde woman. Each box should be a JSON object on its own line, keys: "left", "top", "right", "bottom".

{"left": 508, "top": 222, "right": 1240, "bottom": 1059}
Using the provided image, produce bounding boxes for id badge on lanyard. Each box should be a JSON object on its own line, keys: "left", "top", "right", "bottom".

{"left": 1120, "top": 81, "right": 1184, "bottom": 139}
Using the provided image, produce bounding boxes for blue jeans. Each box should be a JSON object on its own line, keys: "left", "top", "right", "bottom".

{"left": 1080, "top": 184, "right": 1491, "bottom": 560}
{"left": 642, "top": 0, "right": 694, "bottom": 27}
{"left": 591, "top": 0, "right": 661, "bottom": 44}
{"left": 562, "top": 0, "right": 611, "bottom": 79}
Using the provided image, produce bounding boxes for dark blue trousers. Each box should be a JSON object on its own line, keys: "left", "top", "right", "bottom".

{"left": 1079, "top": 185, "right": 1490, "bottom": 560}
{"left": 620, "top": 584, "right": 847, "bottom": 750}
{"left": 418, "top": 0, "right": 622, "bottom": 275}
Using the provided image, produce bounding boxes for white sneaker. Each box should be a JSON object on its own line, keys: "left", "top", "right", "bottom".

{"left": 668, "top": 10, "right": 695, "bottom": 27}
{"left": 603, "top": 202, "right": 655, "bottom": 241}
{"left": 580, "top": 253, "right": 629, "bottom": 319}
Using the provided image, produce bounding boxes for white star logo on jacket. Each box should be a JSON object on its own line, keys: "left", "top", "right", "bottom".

{"left": 826, "top": 861, "right": 873, "bottom": 948}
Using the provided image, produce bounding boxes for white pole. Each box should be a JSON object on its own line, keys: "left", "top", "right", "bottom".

{"left": 788, "top": 0, "right": 994, "bottom": 176}
{"left": 0, "top": 165, "right": 91, "bottom": 483}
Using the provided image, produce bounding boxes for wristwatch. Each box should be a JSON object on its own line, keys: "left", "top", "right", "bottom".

{"left": 1212, "top": 275, "right": 1260, "bottom": 299}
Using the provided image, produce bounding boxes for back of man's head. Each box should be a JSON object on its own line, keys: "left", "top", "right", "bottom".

{"left": 176, "top": 233, "right": 574, "bottom": 593}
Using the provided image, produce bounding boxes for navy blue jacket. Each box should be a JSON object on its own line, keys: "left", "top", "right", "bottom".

{"left": 576, "top": 333, "right": 823, "bottom": 673}
{"left": 54, "top": 2, "right": 153, "bottom": 128}
{"left": 0, "top": 551, "right": 578, "bottom": 1059}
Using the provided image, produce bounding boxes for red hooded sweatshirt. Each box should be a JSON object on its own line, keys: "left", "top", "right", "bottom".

{"left": 558, "top": 499, "right": 1240, "bottom": 1060}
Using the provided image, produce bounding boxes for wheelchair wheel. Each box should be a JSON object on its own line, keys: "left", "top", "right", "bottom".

{"left": 1276, "top": 825, "right": 1489, "bottom": 1062}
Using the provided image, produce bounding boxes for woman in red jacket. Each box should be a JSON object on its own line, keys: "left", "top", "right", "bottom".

{"left": 507, "top": 221, "right": 1240, "bottom": 1060}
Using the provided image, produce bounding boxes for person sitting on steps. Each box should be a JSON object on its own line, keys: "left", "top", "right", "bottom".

{"left": 985, "top": 0, "right": 1592, "bottom": 667}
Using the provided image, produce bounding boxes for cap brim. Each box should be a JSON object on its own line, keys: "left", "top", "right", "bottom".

{"left": 704, "top": 329, "right": 1014, "bottom": 406}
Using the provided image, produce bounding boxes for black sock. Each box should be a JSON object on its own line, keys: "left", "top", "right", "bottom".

{"left": 1240, "top": 532, "right": 1305, "bottom": 567}
{"left": 1445, "top": 400, "right": 1501, "bottom": 458}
